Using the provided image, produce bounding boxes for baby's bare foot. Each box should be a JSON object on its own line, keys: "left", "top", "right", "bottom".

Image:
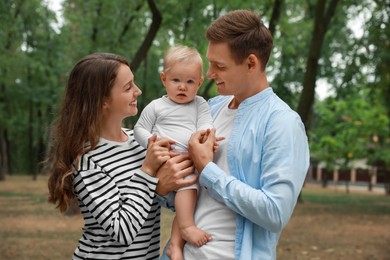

{"left": 166, "top": 243, "right": 184, "bottom": 260}
{"left": 180, "top": 226, "right": 212, "bottom": 247}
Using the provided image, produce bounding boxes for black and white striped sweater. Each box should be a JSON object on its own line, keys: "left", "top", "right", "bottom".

{"left": 73, "top": 129, "right": 160, "bottom": 260}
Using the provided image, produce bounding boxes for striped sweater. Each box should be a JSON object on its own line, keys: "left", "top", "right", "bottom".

{"left": 73, "top": 129, "right": 161, "bottom": 260}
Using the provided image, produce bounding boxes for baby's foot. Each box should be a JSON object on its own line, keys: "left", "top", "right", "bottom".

{"left": 166, "top": 243, "right": 184, "bottom": 260}
{"left": 180, "top": 226, "right": 212, "bottom": 247}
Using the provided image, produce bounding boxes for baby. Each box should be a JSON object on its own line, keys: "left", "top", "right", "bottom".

{"left": 134, "top": 45, "right": 213, "bottom": 259}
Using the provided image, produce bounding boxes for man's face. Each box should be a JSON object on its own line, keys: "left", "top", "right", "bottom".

{"left": 206, "top": 42, "right": 249, "bottom": 99}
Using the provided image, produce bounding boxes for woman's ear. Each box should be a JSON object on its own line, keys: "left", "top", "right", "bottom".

{"left": 102, "top": 97, "right": 110, "bottom": 109}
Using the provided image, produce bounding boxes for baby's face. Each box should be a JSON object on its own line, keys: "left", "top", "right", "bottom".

{"left": 161, "top": 62, "right": 204, "bottom": 104}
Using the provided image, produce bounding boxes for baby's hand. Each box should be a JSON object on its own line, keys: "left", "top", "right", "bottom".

{"left": 213, "top": 135, "right": 225, "bottom": 152}
{"left": 201, "top": 129, "right": 224, "bottom": 152}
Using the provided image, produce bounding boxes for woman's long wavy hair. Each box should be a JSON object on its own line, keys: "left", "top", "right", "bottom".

{"left": 47, "top": 53, "right": 130, "bottom": 212}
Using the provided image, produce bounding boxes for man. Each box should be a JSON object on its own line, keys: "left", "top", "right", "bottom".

{"left": 163, "top": 9, "right": 310, "bottom": 260}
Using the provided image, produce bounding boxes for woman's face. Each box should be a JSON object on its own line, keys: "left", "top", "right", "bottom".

{"left": 103, "top": 64, "right": 142, "bottom": 119}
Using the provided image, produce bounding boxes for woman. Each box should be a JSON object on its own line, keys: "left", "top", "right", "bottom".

{"left": 47, "top": 53, "right": 196, "bottom": 259}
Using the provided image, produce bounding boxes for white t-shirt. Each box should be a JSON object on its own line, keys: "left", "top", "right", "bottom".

{"left": 183, "top": 100, "right": 237, "bottom": 260}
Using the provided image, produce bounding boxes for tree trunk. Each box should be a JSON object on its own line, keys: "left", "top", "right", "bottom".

{"left": 0, "top": 2, "right": 23, "bottom": 180}
{"left": 130, "top": 0, "right": 162, "bottom": 72}
{"left": 90, "top": 0, "right": 103, "bottom": 45}
{"left": 384, "top": 168, "right": 390, "bottom": 196}
{"left": 268, "top": 0, "right": 283, "bottom": 36}
{"left": 0, "top": 129, "right": 9, "bottom": 181}
{"left": 28, "top": 98, "right": 37, "bottom": 180}
{"left": 297, "top": 0, "right": 339, "bottom": 132}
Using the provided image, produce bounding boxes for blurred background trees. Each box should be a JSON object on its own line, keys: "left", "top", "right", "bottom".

{"left": 0, "top": 0, "right": 389, "bottom": 191}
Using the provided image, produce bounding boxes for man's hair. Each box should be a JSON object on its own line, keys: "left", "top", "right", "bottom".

{"left": 163, "top": 45, "right": 203, "bottom": 76}
{"left": 206, "top": 9, "right": 273, "bottom": 71}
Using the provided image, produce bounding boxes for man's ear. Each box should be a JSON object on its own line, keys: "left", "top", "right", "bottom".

{"left": 247, "top": 54, "right": 260, "bottom": 70}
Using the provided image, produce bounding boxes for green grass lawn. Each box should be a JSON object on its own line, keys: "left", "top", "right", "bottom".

{"left": 1, "top": 175, "right": 389, "bottom": 260}
{"left": 300, "top": 186, "right": 390, "bottom": 215}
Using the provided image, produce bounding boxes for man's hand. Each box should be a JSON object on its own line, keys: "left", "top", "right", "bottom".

{"left": 188, "top": 128, "right": 216, "bottom": 173}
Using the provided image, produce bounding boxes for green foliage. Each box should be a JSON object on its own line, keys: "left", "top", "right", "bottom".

{"left": 0, "top": 0, "right": 389, "bottom": 176}
{"left": 270, "top": 0, "right": 314, "bottom": 107}
{"left": 310, "top": 90, "right": 389, "bottom": 170}
{"left": 0, "top": 0, "right": 65, "bottom": 174}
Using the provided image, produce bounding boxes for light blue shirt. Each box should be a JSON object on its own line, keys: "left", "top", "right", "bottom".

{"left": 160, "top": 87, "right": 309, "bottom": 259}
{"left": 200, "top": 87, "right": 310, "bottom": 259}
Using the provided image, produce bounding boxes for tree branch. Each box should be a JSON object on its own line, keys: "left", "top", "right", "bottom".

{"left": 130, "top": 0, "right": 162, "bottom": 72}
{"left": 118, "top": 1, "right": 144, "bottom": 44}
{"left": 268, "top": 0, "right": 283, "bottom": 36}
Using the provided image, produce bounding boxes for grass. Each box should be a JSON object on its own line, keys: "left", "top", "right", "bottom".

{"left": 1, "top": 175, "right": 389, "bottom": 259}
{"left": 300, "top": 186, "right": 390, "bottom": 215}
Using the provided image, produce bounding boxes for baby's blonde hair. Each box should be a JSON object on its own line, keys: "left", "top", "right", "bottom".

{"left": 163, "top": 45, "right": 203, "bottom": 76}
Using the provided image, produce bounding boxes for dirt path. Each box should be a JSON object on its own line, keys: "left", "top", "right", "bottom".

{"left": 1, "top": 176, "right": 389, "bottom": 259}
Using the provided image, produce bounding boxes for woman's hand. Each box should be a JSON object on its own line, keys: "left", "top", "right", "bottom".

{"left": 155, "top": 154, "right": 196, "bottom": 196}
{"left": 141, "top": 135, "right": 174, "bottom": 176}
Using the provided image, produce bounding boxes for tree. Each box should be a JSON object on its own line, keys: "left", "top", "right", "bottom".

{"left": 365, "top": 0, "right": 390, "bottom": 193}
{"left": 310, "top": 91, "right": 389, "bottom": 193}
{"left": 130, "top": 0, "right": 162, "bottom": 72}
{"left": 0, "top": 0, "right": 61, "bottom": 179}
{"left": 1, "top": 0, "right": 389, "bottom": 185}
{"left": 297, "top": 0, "right": 339, "bottom": 132}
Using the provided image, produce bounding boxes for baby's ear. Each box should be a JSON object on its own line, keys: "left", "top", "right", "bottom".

{"left": 160, "top": 71, "right": 166, "bottom": 82}
{"left": 199, "top": 76, "right": 204, "bottom": 86}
